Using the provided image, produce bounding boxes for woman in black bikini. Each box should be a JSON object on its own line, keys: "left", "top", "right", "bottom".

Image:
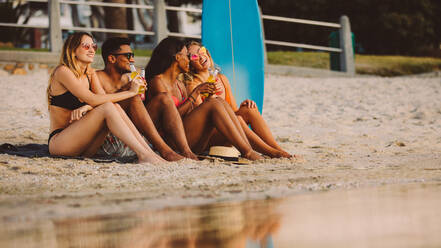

{"left": 47, "top": 32, "right": 164, "bottom": 164}
{"left": 145, "top": 37, "right": 262, "bottom": 161}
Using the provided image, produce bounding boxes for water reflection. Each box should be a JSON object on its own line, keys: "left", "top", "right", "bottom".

{"left": 2, "top": 182, "right": 441, "bottom": 247}
{"left": 2, "top": 199, "right": 280, "bottom": 248}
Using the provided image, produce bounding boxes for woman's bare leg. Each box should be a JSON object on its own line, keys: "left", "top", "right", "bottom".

{"left": 114, "top": 103, "right": 166, "bottom": 163}
{"left": 126, "top": 96, "right": 184, "bottom": 161}
{"left": 236, "top": 106, "right": 291, "bottom": 158}
{"left": 237, "top": 116, "right": 290, "bottom": 158}
{"left": 207, "top": 117, "right": 286, "bottom": 158}
{"left": 146, "top": 92, "right": 198, "bottom": 160}
{"left": 81, "top": 127, "right": 109, "bottom": 157}
{"left": 49, "top": 102, "right": 162, "bottom": 164}
{"left": 216, "top": 98, "right": 250, "bottom": 144}
{"left": 182, "top": 98, "right": 262, "bottom": 160}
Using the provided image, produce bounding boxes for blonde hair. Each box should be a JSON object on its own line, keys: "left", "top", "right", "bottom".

{"left": 184, "top": 41, "right": 215, "bottom": 86}
{"left": 47, "top": 32, "right": 94, "bottom": 106}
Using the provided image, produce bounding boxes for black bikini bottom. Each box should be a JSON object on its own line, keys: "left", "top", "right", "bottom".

{"left": 48, "top": 128, "right": 64, "bottom": 144}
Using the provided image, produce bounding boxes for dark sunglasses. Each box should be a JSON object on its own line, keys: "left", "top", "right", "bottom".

{"left": 111, "top": 52, "right": 135, "bottom": 60}
{"left": 80, "top": 42, "right": 97, "bottom": 51}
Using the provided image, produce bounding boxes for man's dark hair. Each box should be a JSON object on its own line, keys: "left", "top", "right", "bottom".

{"left": 145, "top": 37, "right": 185, "bottom": 82}
{"left": 101, "top": 37, "right": 131, "bottom": 64}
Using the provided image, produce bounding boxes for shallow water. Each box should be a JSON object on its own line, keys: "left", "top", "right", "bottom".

{"left": 1, "top": 182, "right": 441, "bottom": 248}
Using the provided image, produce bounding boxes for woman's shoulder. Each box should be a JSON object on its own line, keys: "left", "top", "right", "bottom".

{"left": 148, "top": 75, "right": 167, "bottom": 92}
{"left": 218, "top": 73, "right": 227, "bottom": 80}
{"left": 52, "top": 65, "right": 75, "bottom": 78}
{"left": 54, "top": 65, "right": 70, "bottom": 73}
{"left": 218, "top": 73, "right": 230, "bottom": 87}
{"left": 149, "top": 75, "right": 162, "bottom": 85}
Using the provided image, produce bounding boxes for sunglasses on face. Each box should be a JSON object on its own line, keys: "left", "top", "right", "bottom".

{"left": 81, "top": 42, "right": 98, "bottom": 51}
{"left": 189, "top": 46, "right": 207, "bottom": 61}
{"left": 112, "top": 52, "right": 135, "bottom": 60}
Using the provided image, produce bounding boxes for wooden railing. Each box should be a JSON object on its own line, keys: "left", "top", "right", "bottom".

{"left": 0, "top": 0, "right": 354, "bottom": 74}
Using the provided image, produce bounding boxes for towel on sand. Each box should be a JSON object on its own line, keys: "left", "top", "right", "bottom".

{"left": 0, "top": 143, "right": 136, "bottom": 163}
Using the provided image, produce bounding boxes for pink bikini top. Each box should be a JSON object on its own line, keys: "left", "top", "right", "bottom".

{"left": 172, "top": 82, "right": 186, "bottom": 107}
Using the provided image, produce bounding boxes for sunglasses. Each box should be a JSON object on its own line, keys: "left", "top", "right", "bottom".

{"left": 189, "top": 46, "right": 207, "bottom": 61}
{"left": 81, "top": 42, "right": 97, "bottom": 51}
{"left": 112, "top": 52, "right": 135, "bottom": 60}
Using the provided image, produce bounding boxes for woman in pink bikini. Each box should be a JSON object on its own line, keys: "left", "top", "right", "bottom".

{"left": 185, "top": 41, "right": 292, "bottom": 158}
{"left": 145, "top": 37, "right": 262, "bottom": 161}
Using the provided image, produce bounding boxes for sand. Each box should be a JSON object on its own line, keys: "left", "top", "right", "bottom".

{"left": 0, "top": 68, "right": 440, "bottom": 221}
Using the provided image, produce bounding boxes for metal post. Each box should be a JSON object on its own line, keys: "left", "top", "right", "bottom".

{"left": 339, "top": 15, "right": 355, "bottom": 75}
{"left": 153, "top": 0, "right": 167, "bottom": 46}
{"left": 259, "top": 7, "right": 268, "bottom": 65}
{"left": 49, "top": 0, "right": 62, "bottom": 53}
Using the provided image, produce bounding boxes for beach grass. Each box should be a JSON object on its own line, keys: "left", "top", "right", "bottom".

{"left": 267, "top": 51, "right": 330, "bottom": 70}
{"left": 355, "top": 55, "right": 441, "bottom": 76}
{"left": 267, "top": 51, "right": 441, "bottom": 76}
{"left": 133, "top": 49, "right": 152, "bottom": 57}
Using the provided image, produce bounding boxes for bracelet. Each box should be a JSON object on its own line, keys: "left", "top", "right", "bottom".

{"left": 188, "top": 95, "right": 196, "bottom": 103}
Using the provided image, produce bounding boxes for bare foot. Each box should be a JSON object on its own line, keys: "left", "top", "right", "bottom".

{"left": 279, "top": 150, "right": 292, "bottom": 158}
{"left": 266, "top": 149, "right": 291, "bottom": 158}
{"left": 161, "top": 150, "right": 185, "bottom": 161}
{"left": 182, "top": 151, "right": 199, "bottom": 160}
{"left": 243, "top": 150, "right": 264, "bottom": 161}
{"left": 138, "top": 153, "right": 167, "bottom": 164}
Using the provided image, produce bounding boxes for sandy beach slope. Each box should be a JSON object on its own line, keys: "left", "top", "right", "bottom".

{"left": 0, "top": 68, "right": 440, "bottom": 220}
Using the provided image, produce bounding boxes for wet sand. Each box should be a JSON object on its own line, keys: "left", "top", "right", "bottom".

{"left": 1, "top": 182, "right": 440, "bottom": 247}
{"left": 0, "top": 69, "right": 440, "bottom": 225}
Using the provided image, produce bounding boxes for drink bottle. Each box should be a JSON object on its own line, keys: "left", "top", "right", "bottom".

{"left": 129, "top": 63, "right": 145, "bottom": 100}
{"left": 201, "top": 67, "right": 219, "bottom": 97}
{"left": 129, "top": 63, "right": 138, "bottom": 80}
{"left": 140, "top": 68, "right": 146, "bottom": 101}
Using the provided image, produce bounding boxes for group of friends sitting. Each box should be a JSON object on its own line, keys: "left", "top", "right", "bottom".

{"left": 47, "top": 32, "right": 293, "bottom": 163}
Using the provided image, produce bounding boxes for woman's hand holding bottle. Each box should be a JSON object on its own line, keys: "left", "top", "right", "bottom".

{"left": 201, "top": 67, "right": 220, "bottom": 97}
{"left": 192, "top": 82, "right": 217, "bottom": 100}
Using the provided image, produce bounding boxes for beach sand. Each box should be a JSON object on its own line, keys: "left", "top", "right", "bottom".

{"left": 0, "top": 68, "right": 440, "bottom": 221}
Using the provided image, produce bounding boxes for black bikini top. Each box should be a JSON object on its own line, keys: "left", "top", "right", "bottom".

{"left": 49, "top": 74, "right": 90, "bottom": 110}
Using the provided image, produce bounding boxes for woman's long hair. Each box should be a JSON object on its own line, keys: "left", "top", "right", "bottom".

{"left": 184, "top": 41, "right": 215, "bottom": 85}
{"left": 47, "top": 32, "right": 94, "bottom": 106}
{"left": 144, "top": 37, "right": 185, "bottom": 82}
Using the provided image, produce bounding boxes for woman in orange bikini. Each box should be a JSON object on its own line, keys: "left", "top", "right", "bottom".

{"left": 47, "top": 32, "right": 164, "bottom": 164}
{"left": 185, "top": 41, "right": 292, "bottom": 158}
{"left": 145, "top": 37, "right": 262, "bottom": 161}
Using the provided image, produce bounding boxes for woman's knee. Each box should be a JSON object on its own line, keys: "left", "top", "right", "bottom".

{"left": 235, "top": 106, "right": 257, "bottom": 124}
{"left": 95, "top": 101, "right": 118, "bottom": 115}
{"left": 202, "top": 98, "right": 225, "bottom": 112}
{"left": 113, "top": 102, "right": 124, "bottom": 111}
{"left": 237, "top": 105, "right": 259, "bottom": 118}
{"left": 152, "top": 92, "right": 174, "bottom": 106}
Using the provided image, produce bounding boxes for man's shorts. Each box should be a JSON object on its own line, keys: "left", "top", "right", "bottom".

{"left": 96, "top": 133, "right": 136, "bottom": 157}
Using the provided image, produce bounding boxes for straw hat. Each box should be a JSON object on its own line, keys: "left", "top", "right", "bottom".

{"left": 208, "top": 146, "right": 240, "bottom": 160}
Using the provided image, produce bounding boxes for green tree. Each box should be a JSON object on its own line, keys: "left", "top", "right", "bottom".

{"left": 258, "top": 0, "right": 440, "bottom": 56}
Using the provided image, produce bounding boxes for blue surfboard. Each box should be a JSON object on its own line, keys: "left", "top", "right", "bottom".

{"left": 202, "top": 0, "right": 265, "bottom": 113}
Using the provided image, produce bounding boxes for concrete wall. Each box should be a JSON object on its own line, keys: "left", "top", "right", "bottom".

{"left": 0, "top": 50, "right": 349, "bottom": 77}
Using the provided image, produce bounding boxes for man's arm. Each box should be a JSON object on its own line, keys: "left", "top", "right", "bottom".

{"left": 89, "top": 69, "right": 107, "bottom": 95}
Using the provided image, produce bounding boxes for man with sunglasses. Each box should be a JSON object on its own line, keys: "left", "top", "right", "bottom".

{"left": 95, "top": 37, "right": 198, "bottom": 161}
